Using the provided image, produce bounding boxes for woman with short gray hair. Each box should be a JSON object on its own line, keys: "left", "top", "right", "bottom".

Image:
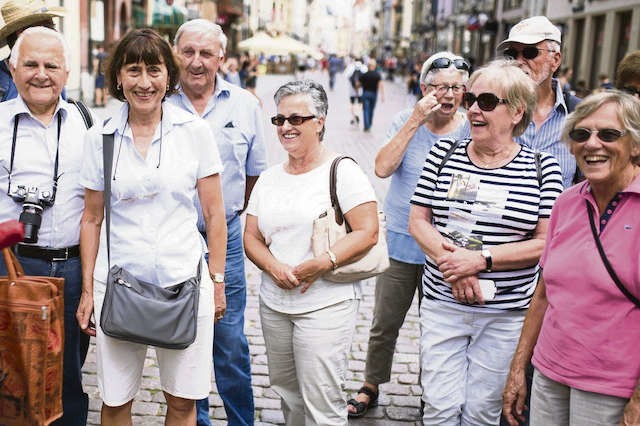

{"left": 244, "top": 80, "right": 380, "bottom": 424}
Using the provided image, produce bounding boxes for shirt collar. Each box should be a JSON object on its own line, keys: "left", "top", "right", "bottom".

{"left": 12, "top": 95, "right": 68, "bottom": 123}
{"left": 172, "top": 74, "right": 231, "bottom": 116}
{"left": 102, "top": 101, "right": 197, "bottom": 137}
{"left": 579, "top": 172, "right": 640, "bottom": 200}
{"left": 552, "top": 78, "right": 568, "bottom": 114}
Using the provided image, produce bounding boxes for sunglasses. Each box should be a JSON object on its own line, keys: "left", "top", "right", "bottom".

{"left": 503, "top": 46, "right": 555, "bottom": 60}
{"left": 271, "top": 114, "right": 316, "bottom": 126}
{"left": 462, "top": 92, "right": 508, "bottom": 111}
{"left": 428, "top": 58, "right": 470, "bottom": 73}
{"left": 622, "top": 86, "right": 640, "bottom": 97}
{"left": 568, "top": 128, "right": 627, "bottom": 143}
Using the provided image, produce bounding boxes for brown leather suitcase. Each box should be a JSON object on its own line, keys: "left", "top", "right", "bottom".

{"left": 0, "top": 248, "right": 64, "bottom": 425}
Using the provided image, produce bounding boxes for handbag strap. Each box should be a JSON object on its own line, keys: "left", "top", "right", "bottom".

{"left": 586, "top": 200, "right": 640, "bottom": 308}
{"left": 102, "top": 131, "right": 115, "bottom": 267}
{"left": 329, "top": 155, "right": 357, "bottom": 229}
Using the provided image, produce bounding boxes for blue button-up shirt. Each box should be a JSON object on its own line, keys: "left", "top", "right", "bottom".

{"left": 516, "top": 79, "right": 576, "bottom": 189}
{"left": 168, "top": 76, "right": 267, "bottom": 227}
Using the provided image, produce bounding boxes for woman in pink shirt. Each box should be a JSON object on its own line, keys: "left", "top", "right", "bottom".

{"left": 503, "top": 90, "right": 640, "bottom": 426}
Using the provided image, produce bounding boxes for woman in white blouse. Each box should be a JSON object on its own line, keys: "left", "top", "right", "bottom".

{"left": 244, "top": 80, "right": 379, "bottom": 425}
{"left": 75, "top": 29, "right": 227, "bottom": 424}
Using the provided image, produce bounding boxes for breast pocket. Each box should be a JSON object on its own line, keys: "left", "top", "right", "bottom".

{"left": 218, "top": 127, "right": 249, "bottom": 164}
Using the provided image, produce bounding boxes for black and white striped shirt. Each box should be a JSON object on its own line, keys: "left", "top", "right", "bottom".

{"left": 410, "top": 138, "right": 564, "bottom": 311}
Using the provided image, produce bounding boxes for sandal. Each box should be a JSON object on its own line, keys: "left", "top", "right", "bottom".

{"left": 347, "top": 386, "right": 379, "bottom": 418}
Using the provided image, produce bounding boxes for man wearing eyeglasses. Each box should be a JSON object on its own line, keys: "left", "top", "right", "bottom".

{"left": 169, "top": 19, "right": 267, "bottom": 426}
{"left": 498, "top": 16, "right": 579, "bottom": 189}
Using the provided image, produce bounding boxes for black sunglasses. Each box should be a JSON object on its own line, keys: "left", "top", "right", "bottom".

{"left": 503, "top": 46, "right": 554, "bottom": 60}
{"left": 622, "top": 86, "right": 640, "bottom": 97}
{"left": 271, "top": 114, "right": 316, "bottom": 126}
{"left": 568, "top": 128, "right": 627, "bottom": 143}
{"left": 428, "top": 57, "right": 470, "bottom": 73}
{"left": 462, "top": 92, "right": 508, "bottom": 111}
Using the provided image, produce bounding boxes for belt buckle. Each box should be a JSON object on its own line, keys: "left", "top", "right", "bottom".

{"left": 52, "top": 248, "right": 69, "bottom": 262}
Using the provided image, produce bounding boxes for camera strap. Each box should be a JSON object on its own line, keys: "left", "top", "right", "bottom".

{"left": 7, "top": 113, "right": 62, "bottom": 198}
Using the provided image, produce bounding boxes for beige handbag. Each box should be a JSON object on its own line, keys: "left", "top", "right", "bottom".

{"left": 312, "top": 156, "right": 390, "bottom": 283}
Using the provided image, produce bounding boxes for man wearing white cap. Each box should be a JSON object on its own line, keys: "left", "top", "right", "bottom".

{"left": 498, "top": 16, "right": 579, "bottom": 189}
{"left": 0, "top": 0, "right": 64, "bottom": 102}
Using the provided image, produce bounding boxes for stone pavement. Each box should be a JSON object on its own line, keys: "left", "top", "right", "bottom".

{"left": 85, "top": 70, "right": 423, "bottom": 425}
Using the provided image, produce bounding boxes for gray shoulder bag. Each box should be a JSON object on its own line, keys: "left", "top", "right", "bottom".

{"left": 99, "top": 131, "right": 200, "bottom": 349}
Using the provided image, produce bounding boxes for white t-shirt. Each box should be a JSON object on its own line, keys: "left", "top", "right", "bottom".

{"left": 80, "top": 102, "right": 223, "bottom": 286}
{"left": 246, "top": 157, "right": 377, "bottom": 314}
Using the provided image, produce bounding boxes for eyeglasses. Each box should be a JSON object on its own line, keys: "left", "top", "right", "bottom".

{"left": 428, "top": 84, "right": 465, "bottom": 95}
{"left": 270, "top": 114, "right": 316, "bottom": 126}
{"left": 428, "top": 58, "right": 470, "bottom": 73}
{"left": 622, "top": 86, "right": 640, "bottom": 97}
{"left": 462, "top": 92, "right": 508, "bottom": 111}
{"left": 568, "top": 128, "right": 627, "bottom": 143}
{"left": 503, "top": 46, "right": 555, "bottom": 60}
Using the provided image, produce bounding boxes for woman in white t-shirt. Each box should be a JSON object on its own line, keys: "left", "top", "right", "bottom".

{"left": 244, "top": 80, "right": 379, "bottom": 425}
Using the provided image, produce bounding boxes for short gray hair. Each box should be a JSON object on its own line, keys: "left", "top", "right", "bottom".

{"left": 467, "top": 59, "right": 537, "bottom": 137}
{"left": 562, "top": 90, "right": 640, "bottom": 162}
{"left": 174, "top": 19, "right": 227, "bottom": 55}
{"left": 274, "top": 80, "right": 328, "bottom": 140}
{"left": 10, "top": 26, "right": 70, "bottom": 71}
{"left": 420, "top": 51, "right": 469, "bottom": 86}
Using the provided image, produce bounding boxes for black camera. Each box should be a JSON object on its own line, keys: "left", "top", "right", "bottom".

{"left": 10, "top": 185, "right": 55, "bottom": 244}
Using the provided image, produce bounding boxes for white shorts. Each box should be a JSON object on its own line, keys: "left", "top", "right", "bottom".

{"left": 93, "top": 261, "right": 214, "bottom": 407}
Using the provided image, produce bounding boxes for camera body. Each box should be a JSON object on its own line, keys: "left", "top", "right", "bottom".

{"left": 10, "top": 185, "right": 55, "bottom": 244}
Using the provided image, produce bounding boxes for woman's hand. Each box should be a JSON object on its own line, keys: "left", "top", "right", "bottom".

{"left": 267, "top": 261, "right": 301, "bottom": 290}
{"left": 76, "top": 288, "right": 96, "bottom": 337}
{"left": 437, "top": 241, "right": 485, "bottom": 282}
{"left": 292, "top": 255, "right": 333, "bottom": 293}
{"left": 450, "top": 275, "right": 485, "bottom": 304}
{"left": 502, "top": 366, "right": 528, "bottom": 426}
{"left": 620, "top": 387, "right": 640, "bottom": 426}
{"left": 214, "top": 282, "right": 226, "bottom": 322}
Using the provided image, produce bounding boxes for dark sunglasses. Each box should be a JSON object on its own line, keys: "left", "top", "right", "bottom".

{"left": 428, "top": 57, "right": 470, "bottom": 73}
{"left": 622, "top": 86, "right": 640, "bottom": 97}
{"left": 270, "top": 114, "right": 316, "bottom": 126}
{"left": 568, "top": 128, "right": 627, "bottom": 143}
{"left": 462, "top": 92, "right": 508, "bottom": 111}
{"left": 503, "top": 46, "right": 554, "bottom": 60}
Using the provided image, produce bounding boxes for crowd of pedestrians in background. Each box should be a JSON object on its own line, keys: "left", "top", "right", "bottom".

{"left": 0, "top": 1, "right": 639, "bottom": 425}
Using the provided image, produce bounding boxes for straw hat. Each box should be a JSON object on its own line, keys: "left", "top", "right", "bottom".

{"left": 0, "top": 0, "right": 65, "bottom": 48}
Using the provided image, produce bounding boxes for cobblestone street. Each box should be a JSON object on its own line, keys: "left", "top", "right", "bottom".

{"left": 85, "top": 70, "right": 423, "bottom": 425}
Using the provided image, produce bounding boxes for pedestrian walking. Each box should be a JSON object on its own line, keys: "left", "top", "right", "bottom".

{"left": 0, "top": 26, "right": 96, "bottom": 426}
{"left": 503, "top": 90, "right": 640, "bottom": 426}
{"left": 345, "top": 57, "right": 365, "bottom": 127}
{"left": 409, "top": 60, "right": 563, "bottom": 424}
{"left": 499, "top": 15, "right": 580, "bottom": 188}
{"left": 76, "top": 28, "right": 227, "bottom": 424}
{"left": 244, "top": 80, "right": 380, "bottom": 425}
{"left": 360, "top": 58, "right": 385, "bottom": 132}
{"left": 169, "top": 18, "right": 267, "bottom": 426}
{"left": 347, "top": 51, "right": 470, "bottom": 418}
{"left": 92, "top": 44, "right": 108, "bottom": 107}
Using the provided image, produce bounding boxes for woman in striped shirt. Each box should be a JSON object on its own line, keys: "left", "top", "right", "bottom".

{"left": 408, "top": 60, "right": 564, "bottom": 424}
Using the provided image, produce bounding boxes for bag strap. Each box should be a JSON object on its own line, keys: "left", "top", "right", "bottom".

{"left": 68, "top": 99, "right": 94, "bottom": 129}
{"left": 534, "top": 152, "right": 542, "bottom": 186}
{"left": 329, "top": 155, "right": 356, "bottom": 229}
{"left": 436, "top": 138, "right": 464, "bottom": 176}
{"left": 102, "top": 129, "right": 115, "bottom": 267}
{"left": 586, "top": 200, "right": 640, "bottom": 308}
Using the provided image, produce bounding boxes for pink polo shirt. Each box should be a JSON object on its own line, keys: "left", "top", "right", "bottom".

{"left": 534, "top": 176, "right": 640, "bottom": 398}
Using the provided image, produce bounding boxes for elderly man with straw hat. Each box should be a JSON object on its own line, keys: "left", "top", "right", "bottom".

{"left": 0, "top": 0, "right": 64, "bottom": 102}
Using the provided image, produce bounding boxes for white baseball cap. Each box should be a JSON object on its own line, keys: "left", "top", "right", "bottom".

{"left": 497, "top": 16, "right": 561, "bottom": 50}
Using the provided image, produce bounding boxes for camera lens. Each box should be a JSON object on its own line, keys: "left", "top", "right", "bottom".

{"left": 19, "top": 203, "right": 43, "bottom": 244}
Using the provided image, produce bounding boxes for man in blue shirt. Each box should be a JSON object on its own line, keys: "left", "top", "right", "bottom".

{"left": 169, "top": 19, "right": 267, "bottom": 426}
{"left": 498, "top": 16, "right": 577, "bottom": 188}
{"left": 0, "top": 1, "right": 64, "bottom": 102}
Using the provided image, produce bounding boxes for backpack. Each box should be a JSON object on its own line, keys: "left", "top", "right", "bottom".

{"left": 350, "top": 68, "right": 362, "bottom": 90}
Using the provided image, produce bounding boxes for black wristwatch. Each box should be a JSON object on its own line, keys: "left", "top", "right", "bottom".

{"left": 481, "top": 249, "right": 492, "bottom": 272}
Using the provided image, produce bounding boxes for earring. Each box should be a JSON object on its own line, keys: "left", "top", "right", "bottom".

{"left": 117, "top": 82, "right": 122, "bottom": 91}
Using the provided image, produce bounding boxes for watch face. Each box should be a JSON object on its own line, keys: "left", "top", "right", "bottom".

{"left": 212, "top": 273, "right": 225, "bottom": 283}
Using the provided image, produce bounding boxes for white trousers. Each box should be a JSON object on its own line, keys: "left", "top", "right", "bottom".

{"left": 420, "top": 298, "right": 525, "bottom": 425}
{"left": 260, "top": 298, "right": 358, "bottom": 426}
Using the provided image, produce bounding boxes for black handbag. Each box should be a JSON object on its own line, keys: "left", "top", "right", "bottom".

{"left": 99, "top": 132, "right": 200, "bottom": 349}
{"left": 586, "top": 200, "right": 640, "bottom": 308}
